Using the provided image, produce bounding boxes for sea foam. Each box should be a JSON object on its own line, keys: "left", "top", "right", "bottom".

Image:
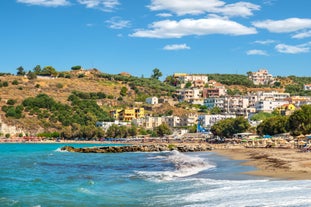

{"left": 136, "top": 150, "right": 214, "bottom": 181}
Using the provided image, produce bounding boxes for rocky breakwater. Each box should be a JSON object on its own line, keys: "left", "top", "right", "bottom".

{"left": 61, "top": 144, "right": 213, "bottom": 153}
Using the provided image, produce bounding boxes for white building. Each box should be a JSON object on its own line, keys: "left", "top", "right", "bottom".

{"left": 146, "top": 97, "right": 158, "bottom": 105}
{"left": 176, "top": 88, "right": 202, "bottom": 102}
{"left": 249, "top": 69, "right": 275, "bottom": 85}
{"left": 198, "top": 114, "right": 236, "bottom": 129}
{"left": 304, "top": 84, "right": 311, "bottom": 91}
{"left": 223, "top": 96, "right": 250, "bottom": 116}
{"left": 258, "top": 91, "right": 290, "bottom": 101}
{"left": 255, "top": 100, "right": 289, "bottom": 112}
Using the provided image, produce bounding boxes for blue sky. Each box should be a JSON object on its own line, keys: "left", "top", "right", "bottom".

{"left": 1, "top": 0, "right": 311, "bottom": 78}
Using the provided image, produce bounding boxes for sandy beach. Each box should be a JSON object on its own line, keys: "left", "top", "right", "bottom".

{"left": 214, "top": 147, "right": 311, "bottom": 180}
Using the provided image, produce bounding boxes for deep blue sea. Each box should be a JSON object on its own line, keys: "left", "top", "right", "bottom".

{"left": 1, "top": 143, "right": 311, "bottom": 207}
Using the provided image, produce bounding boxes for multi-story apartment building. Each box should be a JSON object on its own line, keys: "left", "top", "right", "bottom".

{"left": 258, "top": 91, "right": 290, "bottom": 101}
{"left": 179, "top": 114, "right": 198, "bottom": 127}
{"left": 176, "top": 88, "right": 202, "bottom": 102}
{"left": 204, "top": 97, "right": 225, "bottom": 109}
{"left": 223, "top": 96, "right": 250, "bottom": 116}
{"left": 111, "top": 108, "right": 145, "bottom": 122}
{"left": 164, "top": 116, "right": 181, "bottom": 128}
{"left": 255, "top": 100, "right": 289, "bottom": 112}
{"left": 173, "top": 73, "right": 208, "bottom": 88}
{"left": 248, "top": 69, "right": 275, "bottom": 85}
{"left": 202, "top": 88, "right": 227, "bottom": 98}
{"left": 198, "top": 114, "right": 236, "bottom": 129}
{"left": 286, "top": 96, "right": 311, "bottom": 107}
{"left": 144, "top": 116, "right": 163, "bottom": 129}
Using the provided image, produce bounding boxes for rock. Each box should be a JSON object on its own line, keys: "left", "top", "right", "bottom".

{"left": 61, "top": 144, "right": 212, "bottom": 153}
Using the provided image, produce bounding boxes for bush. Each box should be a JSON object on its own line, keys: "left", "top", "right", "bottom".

{"left": 7, "top": 99, "right": 17, "bottom": 105}
{"left": 71, "top": 65, "right": 82, "bottom": 70}
{"left": 12, "top": 80, "right": 19, "bottom": 85}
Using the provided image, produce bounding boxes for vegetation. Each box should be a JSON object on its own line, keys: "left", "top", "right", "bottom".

{"left": 71, "top": 65, "right": 82, "bottom": 70}
{"left": 151, "top": 68, "right": 162, "bottom": 80}
{"left": 256, "top": 105, "right": 311, "bottom": 136}
{"left": 207, "top": 74, "right": 254, "bottom": 87}
{"left": 211, "top": 117, "right": 250, "bottom": 137}
{"left": 256, "top": 116, "right": 289, "bottom": 136}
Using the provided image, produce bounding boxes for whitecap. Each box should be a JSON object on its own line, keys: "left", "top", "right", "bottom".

{"left": 77, "top": 187, "right": 95, "bottom": 195}
{"left": 136, "top": 150, "right": 214, "bottom": 182}
{"left": 54, "top": 147, "right": 68, "bottom": 152}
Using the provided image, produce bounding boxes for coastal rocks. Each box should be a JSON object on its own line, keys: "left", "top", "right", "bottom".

{"left": 61, "top": 144, "right": 213, "bottom": 153}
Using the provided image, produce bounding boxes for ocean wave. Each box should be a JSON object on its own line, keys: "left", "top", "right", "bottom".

{"left": 54, "top": 147, "right": 68, "bottom": 152}
{"left": 135, "top": 150, "right": 214, "bottom": 181}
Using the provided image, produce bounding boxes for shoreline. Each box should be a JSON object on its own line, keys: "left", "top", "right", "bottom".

{"left": 214, "top": 147, "right": 311, "bottom": 180}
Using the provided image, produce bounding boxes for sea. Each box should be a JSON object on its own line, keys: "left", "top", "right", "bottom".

{"left": 1, "top": 143, "right": 311, "bottom": 207}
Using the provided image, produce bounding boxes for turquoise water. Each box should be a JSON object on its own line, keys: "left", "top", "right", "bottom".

{"left": 1, "top": 143, "right": 311, "bottom": 207}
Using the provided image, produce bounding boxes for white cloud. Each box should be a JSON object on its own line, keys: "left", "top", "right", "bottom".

{"left": 148, "top": 0, "right": 260, "bottom": 17}
{"left": 246, "top": 49, "right": 268, "bottom": 56}
{"left": 292, "top": 30, "right": 311, "bottom": 39}
{"left": 156, "top": 13, "right": 173, "bottom": 17}
{"left": 106, "top": 17, "right": 130, "bottom": 29}
{"left": 17, "top": 0, "right": 70, "bottom": 7}
{"left": 130, "top": 17, "right": 257, "bottom": 38}
{"left": 275, "top": 43, "right": 310, "bottom": 54}
{"left": 163, "top": 44, "right": 190, "bottom": 50}
{"left": 254, "top": 39, "right": 275, "bottom": 45}
{"left": 253, "top": 18, "right": 311, "bottom": 33}
{"left": 77, "top": 0, "right": 119, "bottom": 11}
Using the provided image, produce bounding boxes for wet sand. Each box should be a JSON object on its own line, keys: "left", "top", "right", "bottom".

{"left": 214, "top": 147, "right": 311, "bottom": 180}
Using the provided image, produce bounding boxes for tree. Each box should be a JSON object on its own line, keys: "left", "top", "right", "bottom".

{"left": 288, "top": 105, "right": 311, "bottom": 136}
{"left": 151, "top": 68, "right": 162, "bottom": 80}
{"left": 33, "top": 65, "right": 42, "bottom": 74}
{"left": 27, "top": 71, "right": 37, "bottom": 80}
{"left": 17, "top": 66, "right": 26, "bottom": 76}
{"left": 210, "top": 107, "right": 221, "bottom": 114}
{"left": 120, "top": 86, "right": 128, "bottom": 96}
{"left": 128, "top": 125, "right": 138, "bottom": 137}
{"left": 211, "top": 117, "right": 250, "bottom": 137}
{"left": 41, "top": 66, "right": 57, "bottom": 76}
{"left": 256, "top": 116, "right": 289, "bottom": 136}
{"left": 154, "top": 123, "right": 172, "bottom": 137}
{"left": 71, "top": 65, "right": 82, "bottom": 70}
{"left": 185, "top": 81, "right": 192, "bottom": 88}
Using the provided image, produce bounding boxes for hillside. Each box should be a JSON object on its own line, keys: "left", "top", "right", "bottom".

{"left": 0, "top": 69, "right": 310, "bottom": 137}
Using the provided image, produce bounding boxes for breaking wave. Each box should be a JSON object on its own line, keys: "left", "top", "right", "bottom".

{"left": 136, "top": 150, "right": 214, "bottom": 181}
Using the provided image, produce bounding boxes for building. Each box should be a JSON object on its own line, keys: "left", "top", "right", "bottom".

{"left": 141, "top": 116, "right": 163, "bottom": 129}
{"left": 204, "top": 97, "right": 225, "bottom": 109}
{"left": 249, "top": 69, "right": 275, "bottom": 85}
{"left": 255, "top": 100, "right": 289, "bottom": 112}
{"left": 96, "top": 120, "right": 128, "bottom": 131}
{"left": 198, "top": 114, "right": 236, "bottom": 129}
{"left": 111, "top": 108, "right": 145, "bottom": 122}
{"left": 223, "top": 96, "right": 250, "bottom": 116}
{"left": 176, "top": 88, "right": 202, "bottom": 102}
{"left": 164, "top": 116, "right": 180, "bottom": 128}
{"left": 304, "top": 84, "right": 311, "bottom": 91}
{"left": 202, "top": 88, "right": 227, "bottom": 98}
{"left": 173, "top": 73, "right": 208, "bottom": 88}
{"left": 179, "top": 114, "right": 198, "bottom": 127}
{"left": 146, "top": 97, "right": 158, "bottom": 105}
{"left": 258, "top": 91, "right": 290, "bottom": 101}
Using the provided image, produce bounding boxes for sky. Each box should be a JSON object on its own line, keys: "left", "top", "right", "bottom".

{"left": 1, "top": 0, "right": 311, "bottom": 78}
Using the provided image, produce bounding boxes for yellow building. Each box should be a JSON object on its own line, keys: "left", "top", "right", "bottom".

{"left": 111, "top": 108, "right": 145, "bottom": 122}
{"left": 278, "top": 104, "right": 296, "bottom": 116}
